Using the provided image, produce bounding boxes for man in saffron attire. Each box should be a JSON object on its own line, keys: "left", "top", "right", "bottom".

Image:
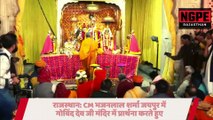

{"left": 124, "top": 75, "right": 147, "bottom": 98}
{"left": 79, "top": 32, "right": 98, "bottom": 79}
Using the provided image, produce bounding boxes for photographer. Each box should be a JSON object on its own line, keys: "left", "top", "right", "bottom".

{"left": 165, "top": 34, "right": 195, "bottom": 67}
{"left": 165, "top": 34, "right": 195, "bottom": 89}
{"left": 0, "top": 33, "right": 19, "bottom": 120}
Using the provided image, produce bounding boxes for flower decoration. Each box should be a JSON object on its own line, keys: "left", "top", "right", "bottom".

{"left": 75, "top": 70, "right": 88, "bottom": 85}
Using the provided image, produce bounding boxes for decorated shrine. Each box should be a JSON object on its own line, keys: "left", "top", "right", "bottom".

{"left": 56, "top": 0, "right": 125, "bottom": 55}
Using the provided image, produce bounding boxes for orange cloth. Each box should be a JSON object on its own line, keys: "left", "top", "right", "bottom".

{"left": 195, "top": 109, "right": 213, "bottom": 120}
{"left": 124, "top": 86, "right": 147, "bottom": 98}
{"left": 79, "top": 37, "right": 98, "bottom": 60}
{"left": 204, "top": 95, "right": 213, "bottom": 104}
{"left": 79, "top": 37, "right": 98, "bottom": 77}
{"left": 196, "top": 95, "right": 213, "bottom": 119}
{"left": 35, "top": 60, "right": 46, "bottom": 68}
{"left": 68, "top": 90, "right": 77, "bottom": 98}
{"left": 17, "top": 34, "right": 25, "bottom": 57}
{"left": 132, "top": 75, "right": 143, "bottom": 84}
{"left": 16, "top": 34, "right": 25, "bottom": 74}
{"left": 31, "top": 77, "right": 39, "bottom": 87}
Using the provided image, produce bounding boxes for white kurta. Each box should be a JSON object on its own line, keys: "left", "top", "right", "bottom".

{"left": 204, "top": 45, "right": 213, "bottom": 94}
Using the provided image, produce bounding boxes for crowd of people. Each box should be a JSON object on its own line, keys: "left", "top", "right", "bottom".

{"left": 165, "top": 29, "right": 213, "bottom": 99}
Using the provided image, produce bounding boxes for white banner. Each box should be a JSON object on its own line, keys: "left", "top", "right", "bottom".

{"left": 21, "top": 98, "right": 192, "bottom": 120}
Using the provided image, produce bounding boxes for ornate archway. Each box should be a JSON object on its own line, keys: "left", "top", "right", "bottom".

{"left": 57, "top": 0, "right": 125, "bottom": 53}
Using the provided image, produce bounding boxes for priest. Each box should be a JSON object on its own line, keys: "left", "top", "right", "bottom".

{"left": 79, "top": 32, "right": 98, "bottom": 79}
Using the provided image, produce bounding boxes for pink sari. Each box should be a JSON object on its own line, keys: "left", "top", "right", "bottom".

{"left": 41, "top": 34, "right": 53, "bottom": 54}
{"left": 130, "top": 35, "right": 140, "bottom": 52}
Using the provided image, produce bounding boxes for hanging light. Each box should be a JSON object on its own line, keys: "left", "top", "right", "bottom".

{"left": 102, "top": 13, "right": 115, "bottom": 23}
{"left": 70, "top": 15, "right": 78, "bottom": 22}
{"left": 86, "top": 2, "right": 99, "bottom": 12}
{"left": 70, "top": 4, "right": 78, "bottom": 22}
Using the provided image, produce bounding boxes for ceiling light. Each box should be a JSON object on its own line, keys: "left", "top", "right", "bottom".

{"left": 86, "top": 2, "right": 99, "bottom": 12}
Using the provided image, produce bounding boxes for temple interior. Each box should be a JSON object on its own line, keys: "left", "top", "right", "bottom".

{"left": 0, "top": 0, "right": 213, "bottom": 119}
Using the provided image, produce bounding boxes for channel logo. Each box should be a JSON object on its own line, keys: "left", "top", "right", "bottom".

{"left": 179, "top": 8, "right": 211, "bottom": 29}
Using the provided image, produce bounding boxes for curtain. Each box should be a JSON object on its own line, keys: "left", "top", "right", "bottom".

{"left": 21, "top": 0, "right": 56, "bottom": 63}
{"left": 125, "top": 0, "right": 163, "bottom": 68}
{"left": 15, "top": 0, "right": 26, "bottom": 75}
{"left": 125, "top": 0, "right": 176, "bottom": 83}
{"left": 162, "top": 0, "right": 176, "bottom": 83}
{"left": 125, "top": 0, "right": 132, "bottom": 39}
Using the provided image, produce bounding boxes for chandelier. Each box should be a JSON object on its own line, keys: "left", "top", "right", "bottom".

{"left": 70, "top": 4, "right": 78, "bottom": 22}
{"left": 70, "top": 15, "right": 78, "bottom": 22}
{"left": 86, "top": 2, "right": 99, "bottom": 12}
{"left": 102, "top": 14, "right": 115, "bottom": 23}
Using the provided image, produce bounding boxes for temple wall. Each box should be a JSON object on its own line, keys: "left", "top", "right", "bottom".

{"left": 174, "top": 0, "right": 201, "bottom": 51}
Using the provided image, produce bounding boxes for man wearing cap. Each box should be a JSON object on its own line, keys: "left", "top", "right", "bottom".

{"left": 124, "top": 75, "right": 147, "bottom": 98}
{"left": 79, "top": 32, "right": 98, "bottom": 79}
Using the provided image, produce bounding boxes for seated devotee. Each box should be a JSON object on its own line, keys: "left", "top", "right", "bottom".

{"left": 77, "top": 70, "right": 106, "bottom": 98}
{"left": 29, "top": 59, "right": 46, "bottom": 87}
{"left": 184, "top": 84, "right": 199, "bottom": 99}
{"left": 147, "top": 74, "right": 162, "bottom": 97}
{"left": 150, "top": 79, "right": 171, "bottom": 98}
{"left": 124, "top": 75, "right": 147, "bottom": 98}
{"left": 190, "top": 72, "right": 208, "bottom": 100}
{"left": 54, "top": 83, "right": 77, "bottom": 98}
{"left": 175, "top": 66, "right": 207, "bottom": 100}
{"left": 116, "top": 73, "right": 134, "bottom": 98}
{"left": 147, "top": 72, "right": 174, "bottom": 98}
{"left": 33, "top": 68, "right": 56, "bottom": 98}
{"left": 91, "top": 79, "right": 115, "bottom": 98}
{"left": 175, "top": 66, "right": 194, "bottom": 97}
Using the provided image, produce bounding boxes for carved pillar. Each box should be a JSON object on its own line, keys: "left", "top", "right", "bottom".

{"left": 0, "top": 0, "right": 19, "bottom": 35}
